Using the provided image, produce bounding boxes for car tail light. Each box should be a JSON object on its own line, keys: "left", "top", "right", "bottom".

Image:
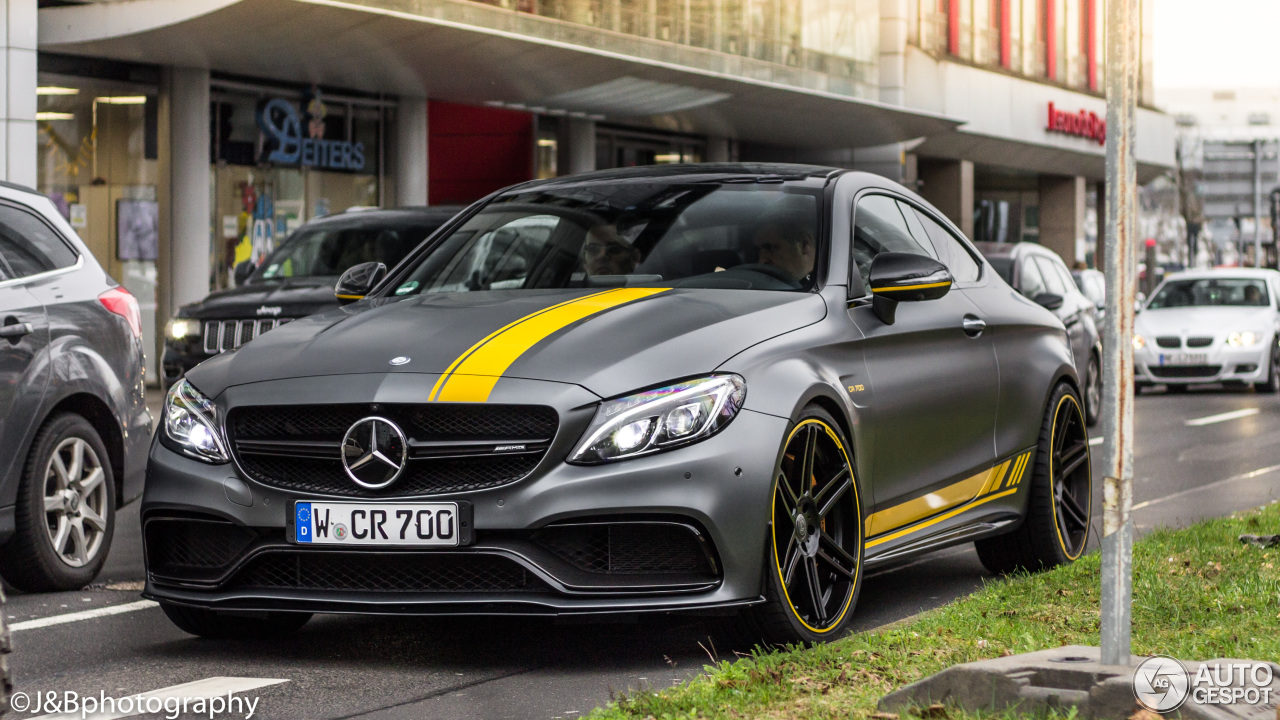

{"left": 99, "top": 287, "right": 142, "bottom": 338}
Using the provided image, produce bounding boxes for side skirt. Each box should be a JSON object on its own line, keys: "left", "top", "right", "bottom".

{"left": 863, "top": 516, "right": 1020, "bottom": 569}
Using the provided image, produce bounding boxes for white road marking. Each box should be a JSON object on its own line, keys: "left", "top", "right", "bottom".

{"left": 10, "top": 600, "right": 158, "bottom": 632}
{"left": 1131, "top": 462, "right": 1280, "bottom": 511}
{"left": 1089, "top": 437, "right": 1104, "bottom": 446}
{"left": 30, "top": 677, "right": 288, "bottom": 720}
{"left": 1185, "top": 407, "right": 1260, "bottom": 427}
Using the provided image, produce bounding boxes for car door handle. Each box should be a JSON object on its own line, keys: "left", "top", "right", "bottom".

{"left": 0, "top": 321, "right": 34, "bottom": 339}
{"left": 1064, "top": 314, "right": 1081, "bottom": 328}
{"left": 962, "top": 315, "right": 987, "bottom": 337}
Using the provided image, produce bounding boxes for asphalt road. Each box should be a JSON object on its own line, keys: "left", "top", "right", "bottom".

{"left": 7, "top": 386, "right": 1280, "bottom": 720}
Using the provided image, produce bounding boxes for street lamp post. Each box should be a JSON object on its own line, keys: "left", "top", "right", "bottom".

{"left": 1100, "top": 0, "right": 1138, "bottom": 667}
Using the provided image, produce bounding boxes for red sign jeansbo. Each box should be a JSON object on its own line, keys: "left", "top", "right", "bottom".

{"left": 1046, "top": 102, "right": 1106, "bottom": 145}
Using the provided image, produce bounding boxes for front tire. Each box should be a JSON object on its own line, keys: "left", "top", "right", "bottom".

{"left": 1254, "top": 342, "right": 1280, "bottom": 394}
{"left": 161, "top": 603, "right": 312, "bottom": 639}
{"left": 976, "top": 384, "right": 1092, "bottom": 573}
{"left": 0, "top": 414, "right": 116, "bottom": 592}
{"left": 748, "top": 406, "right": 863, "bottom": 645}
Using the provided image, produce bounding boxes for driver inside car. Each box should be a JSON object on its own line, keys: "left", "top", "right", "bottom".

{"left": 580, "top": 224, "right": 641, "bottom": 276}
{"left": 752, "top": 215, "right": 816, "bottom": 285}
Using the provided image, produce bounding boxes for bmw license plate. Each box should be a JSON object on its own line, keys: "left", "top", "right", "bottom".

{"left": 290, "top": 501, "right": 471, "bottom": 547}
{"left": 1158, "top": 353, "right": 1208, "bottom": 366}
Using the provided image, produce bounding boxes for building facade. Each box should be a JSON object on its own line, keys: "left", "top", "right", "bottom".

{"left": 12, "top": 0, "right": 1173, "bottom": 382}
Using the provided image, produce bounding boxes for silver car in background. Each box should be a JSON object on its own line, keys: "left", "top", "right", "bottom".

{"left": 1134, "top": 268, "right": 1280, "bottom": 393}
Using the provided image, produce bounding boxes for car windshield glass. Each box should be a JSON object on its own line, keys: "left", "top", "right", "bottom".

{"left": 1147, "top": 278, "right": 1271, "bottom": 309}
{"left": 389, "top": 181, "right": 823, "bottom": 295}
{"left": 987, "top": 257, "right": 1014, "bottom": 284}
{"left": 253, "top": 221, "right": 440, "bottom": 282}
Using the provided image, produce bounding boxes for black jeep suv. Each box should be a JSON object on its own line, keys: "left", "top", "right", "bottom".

{"left": 161, "top": 207, "right": 460, "bottom": 389}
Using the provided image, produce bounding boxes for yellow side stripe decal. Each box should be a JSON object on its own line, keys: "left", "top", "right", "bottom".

{"left": 866, "top": 488, "right": 1019, "bottom": 548}
{"left": 430, "top": 288, "right": 670, "bottom": 403}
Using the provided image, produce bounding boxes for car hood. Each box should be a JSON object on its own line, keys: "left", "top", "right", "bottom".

{"left": 1137, "top": 306, "right": 1275, "bottom": 338}
{"left": 186, "top": 288, "right": 827, "bottom": 400}
{"left": 179, "top": 278, "right": 339, "bottom": 319}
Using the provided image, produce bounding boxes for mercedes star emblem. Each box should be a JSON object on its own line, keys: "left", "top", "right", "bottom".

{"left": 341, "top": 416, "right": 408, "bottom": 489}
{"left": 389, "top": 356, "right": 410, "bottom": 366}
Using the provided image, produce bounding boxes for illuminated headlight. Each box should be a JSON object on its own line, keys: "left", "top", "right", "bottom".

{"left": 1227, "top": 331, "right": 1260, "bottom": 347}
{"left": 568, "top": 375, "right": 746, "bottom": 465}
{"left": 1132, "top": 334, "right": 1146, "bottom": 350}
{"left": 166, "top": 318, "right": 199, "bottom": 340}
{"left": 160, "top": 379, "right": 229, "bottom": 463}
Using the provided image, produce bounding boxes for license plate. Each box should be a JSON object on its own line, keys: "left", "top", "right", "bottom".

{"left": 1159, "top": 353, "right": 1208, "bottom": 366}
{"left": 291, "top": 501, "right": 470, "bottom": 547}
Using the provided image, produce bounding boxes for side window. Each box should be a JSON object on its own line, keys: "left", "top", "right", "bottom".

{"left": 851, "top": 195, "right": 936, "bottom": 287}
{"left": 1019, "top": 258, "right": 1049, "bottom": 298}
{"left": 912, "top": 208, "right": 982, "bottom": 283}
{"left": 0, "top": 204, "right": 78, "bottom": 279}
{"left": 1035, "top": 257, "right": 1068, "bottom": 296}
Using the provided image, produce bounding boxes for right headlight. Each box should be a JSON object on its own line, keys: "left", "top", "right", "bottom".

{"left": 161, "top": 379, "right": 230, "bottom": 463}
{"left": 1132, "top": 334, "right": 1146, "bottom": 351}
{"left": 568, "top": 375, "right": 746, "bottom": 465}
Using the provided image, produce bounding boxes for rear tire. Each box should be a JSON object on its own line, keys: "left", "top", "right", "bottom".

{"left": 745, "top": 406, "right": 863, "bottom": 646}
{"left": 1084, "top": 353, "right": 1101, "bottom": 426}
{"left": 160, "top": 603, "right": 312, "bottom": 639}
{"left": 0, "top": 414, "right": 116, "bottom": 592}
{"left": 976, "top": 383, "right": 1092, "bottom": 574}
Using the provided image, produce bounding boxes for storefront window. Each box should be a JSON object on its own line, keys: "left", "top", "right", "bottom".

{"left": 36, "top": 71, "right": 161, "bottom": 381}
{"left": 209, "top": 83, "right": 391, "bottom": 290}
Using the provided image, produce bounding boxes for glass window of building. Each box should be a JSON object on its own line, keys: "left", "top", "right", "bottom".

{"left": 209, "top": 82, "right": 391, "bottom": 291}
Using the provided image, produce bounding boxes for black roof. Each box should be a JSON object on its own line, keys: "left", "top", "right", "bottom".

{"left": 515, "top": 163, "right": 843, "bottom": 190}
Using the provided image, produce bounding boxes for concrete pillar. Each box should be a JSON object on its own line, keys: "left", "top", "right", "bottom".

{"left": 1039, "top": 174, "right": 1086, "bottom": 265}
{"left": 879, "top": 0, "right": 908, "bottom": 107}
{"left": 918, "top": 159, "right": 974, "bottom": 239}
{"left": 2, "top": 0, "right": 37, "bottom": 187}
{"left": 706, "top": 136, "right": 731, "bottom": 163}
{"left": 166, "top": 67, "right": 211, "bottom": 311}
{"left": 564, "top": 118, "right": 595, "bottom": 175}
{"left": 396, "top": 97, "right": 428, "bottom": 207}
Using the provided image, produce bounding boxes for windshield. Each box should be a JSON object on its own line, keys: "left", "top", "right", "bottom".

{"left": 388, "top": 181, "right": 824, "bottom": 296}
{"left": 1147, "top": 278, "right": 1271, "bottom": 309}
{"left": 253, "top": 221, "right": 442, "bottom": 282}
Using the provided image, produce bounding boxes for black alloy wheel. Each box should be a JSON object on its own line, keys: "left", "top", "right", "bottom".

{"left": 976, "top": 384, "right": 1093, "bottom": 573}
{"left": 753, "top": 408, "right": 863, "bottom": 644}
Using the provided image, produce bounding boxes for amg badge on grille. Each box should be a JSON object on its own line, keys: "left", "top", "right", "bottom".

{"left": 341, "top": 417, "right": 408, "bottom": 489}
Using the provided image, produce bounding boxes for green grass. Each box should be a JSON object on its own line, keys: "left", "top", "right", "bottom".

{"left": 589, "top": 502, "right": 1280, "bottom": 720}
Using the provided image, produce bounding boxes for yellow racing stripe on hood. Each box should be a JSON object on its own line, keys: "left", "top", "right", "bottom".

{"left": 430, "top": 287, "right": 671, "bottom": 402}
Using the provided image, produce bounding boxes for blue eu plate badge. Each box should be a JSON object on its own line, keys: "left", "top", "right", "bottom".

{"left": 295, "top": 502, "right": 313, "bottom": 543}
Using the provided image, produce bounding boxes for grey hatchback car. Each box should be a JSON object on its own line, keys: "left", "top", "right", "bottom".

{"left": 0, "top": 182, "right": 149, "bottom": 591}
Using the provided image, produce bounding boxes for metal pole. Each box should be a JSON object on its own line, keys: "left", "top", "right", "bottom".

{"left": 1254, "top": 139, "right": 1264, "bottom": 267}
{"left": 1100, "top": 0, "right": 1137, "bottom": 667}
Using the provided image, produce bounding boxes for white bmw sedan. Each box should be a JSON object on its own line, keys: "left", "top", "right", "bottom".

{"left": 1135, "top": 268, "right": 1280, "bottom": 392}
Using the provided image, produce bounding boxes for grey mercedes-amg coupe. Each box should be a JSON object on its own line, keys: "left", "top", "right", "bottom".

{"left": 144, "top": 164, "right": 1092, "bottom": 644}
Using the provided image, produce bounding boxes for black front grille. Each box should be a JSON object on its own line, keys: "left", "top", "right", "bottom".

{"left": 1150, "top": 365, "right": 1221, "bottom": 379}
{"left": 1155, "top": 336, "right": 1181, "bottom": 349}
{"left": 532, "top": 524, "right": 715, "bottom": 575}
{"left": 146, "top": 518, "right": 259, "bottom": 577}
{"left": 1186, "top": 337, "right": 1214, "bottom": 348}
{"left": 231, "top": 552, "right": 550, "bottom": 592}
{"left": 229, "top": 404, "right": 557, "bottom": 497}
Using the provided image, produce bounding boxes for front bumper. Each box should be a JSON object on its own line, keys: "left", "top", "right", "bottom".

{"left": 1135, "top": 342, "right": 1270, "bottom": 385}
{"left": 141, "top": 376, "right": 787, "bottom": 615}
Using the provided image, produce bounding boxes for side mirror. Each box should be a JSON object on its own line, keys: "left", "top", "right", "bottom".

{"left": 233, "top": 260, "right": 256, "bottom": 286}
{"left": 1033, "top": 292, "right": 1064, "bottom": 311}
{"left": 335, "top": 261, "right": 387, "bottom": 305}
{"left": 868, "top": 252, "right": 953, "bottom": 325}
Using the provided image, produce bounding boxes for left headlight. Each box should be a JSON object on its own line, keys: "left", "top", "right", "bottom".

{"left": 161, "top": 379, "right": 230, "bottom": 463}
{"left": 1227, "top": 331, "right": 1261, "bottom": 347}
{"left": 166, "top": 318, "right": 199, "bottom": 340}
{"left": 568, "top": 375, "right": 746, "bottom": 465}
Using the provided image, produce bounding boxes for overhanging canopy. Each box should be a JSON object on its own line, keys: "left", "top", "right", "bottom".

{"left": 40, "top": 0, "right": 962, "bottom": 149}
